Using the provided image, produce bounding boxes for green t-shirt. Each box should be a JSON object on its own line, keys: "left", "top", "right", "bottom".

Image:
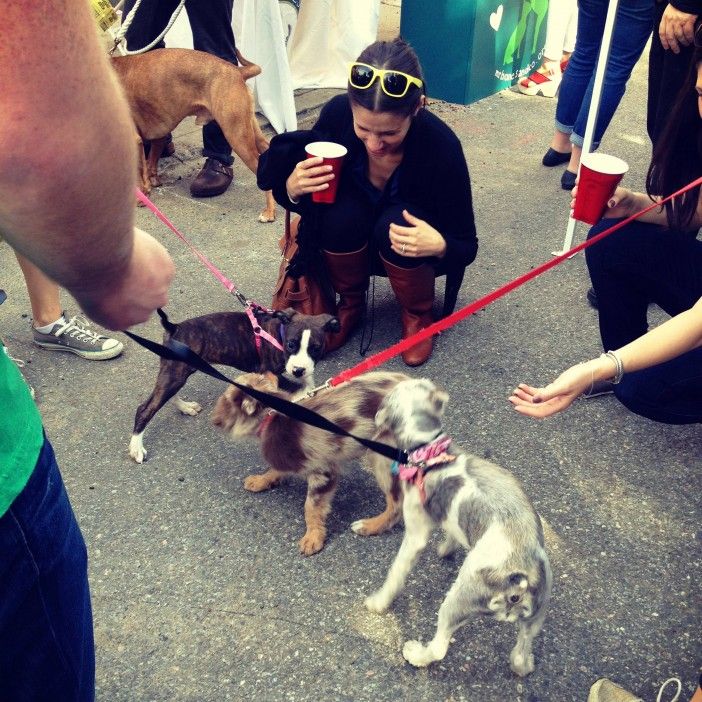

{"left": 0, "top": 345, "right": 43, "bottom": 517}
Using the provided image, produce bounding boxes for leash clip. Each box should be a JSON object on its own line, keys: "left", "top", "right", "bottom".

{"left": 302, "top": 378, "right": 331, "bottom": 399}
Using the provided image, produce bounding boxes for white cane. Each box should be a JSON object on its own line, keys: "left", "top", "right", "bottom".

{"left": 553, "top": 0, "right": 621, "bottom": 256}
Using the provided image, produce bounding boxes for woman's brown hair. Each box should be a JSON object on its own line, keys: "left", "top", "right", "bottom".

{"left": 646, "top": 35, "right": 702, "bottom": 230}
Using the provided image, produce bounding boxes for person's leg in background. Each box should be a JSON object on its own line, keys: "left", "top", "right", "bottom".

{"left": 0, "top": 437, "right": 95, "bottom": 702}
{"left": 186, "top": 0, "right": 238, "bottom": 197}
{"left": 544, "top": 0, "right": 606, "bottom": 167}
{"left": 519, "top": 0, "right": 577, "bottom": 98}
{"left": 375, "top": 204, "right": 436, "bottom": 367}
{"left": 15, "top": 252, "right": 123, "bottom": 361}
{"left": 562, "top": 0, "right": 655, "bottom": 187}
{"left": 121, "top": 0, "right": 178, "bottom": 156}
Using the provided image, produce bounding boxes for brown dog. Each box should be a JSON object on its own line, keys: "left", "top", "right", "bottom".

{"left": 111, "top": 47, "right": 276, "bottom": 222}
{"left": 211, "top": 371, "right": 409, "bottom": 555}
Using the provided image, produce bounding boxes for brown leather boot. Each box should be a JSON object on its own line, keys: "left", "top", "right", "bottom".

{"left": 381, "top": 256, "right": 435, "bottom": 366}
{"left": 323, "top": 245, "right": 369, "bottom": 352}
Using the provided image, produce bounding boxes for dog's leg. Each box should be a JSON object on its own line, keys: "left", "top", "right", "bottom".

{"left": 135, "top": 133, "right": 152, "bottom": 197}
{"left": 365, "top": 494, "right": 433, "bottom": 613}
{"left": 220, "top": 105, "right": 276, "bottom": 223}
{"left": 436, "top": 533, "right": 461, "bottom": 558}
{"left": 509, "top": 614, "right": 546, "bottom": 677}
{"left": 402, "top": 570, "right": 477, "bottom": 668}
{"left": 351, "top": 466, "right": 402, "bottom": 536}
{"left": 510, "top": 560, "right": 551, "bottom": 676}
{"left": 299, "top": 470, "right": 338, "bottom": 556}
{"left": 145, "top": 135, "right": 169, "bottom": 188}
{"left": 244, "top": 468, "right": 285, "bottom": 492}
{"left": 130, "top": 360, "right": 195, "bottom": 463}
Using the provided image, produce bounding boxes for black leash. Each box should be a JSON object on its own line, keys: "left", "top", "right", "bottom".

{"left": 123, "top": 321, "right": 409, "bottom": 464}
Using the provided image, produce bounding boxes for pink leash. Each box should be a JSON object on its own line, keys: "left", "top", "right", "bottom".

{"left": 135, "top": 188, "right": 283, "bottom": 353}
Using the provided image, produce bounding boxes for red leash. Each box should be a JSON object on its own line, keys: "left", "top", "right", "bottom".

{"left": 330, "top": 176, "right": 702, "bottom": 387}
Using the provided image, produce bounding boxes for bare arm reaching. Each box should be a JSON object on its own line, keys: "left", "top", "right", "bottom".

{"left": 509, "top": 296, "right": 702, "bottom": 418}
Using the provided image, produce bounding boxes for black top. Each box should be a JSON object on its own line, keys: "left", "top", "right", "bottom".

{"left": 257, "top": 94, "right": 478, "bottom": 315}
{"left": 259, "top": 94, "right": 478, "bottom": 279}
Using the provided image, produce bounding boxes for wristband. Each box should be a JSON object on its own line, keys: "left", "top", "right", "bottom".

{"left": 602, "top": 350, "right": 624, "bottom": 384}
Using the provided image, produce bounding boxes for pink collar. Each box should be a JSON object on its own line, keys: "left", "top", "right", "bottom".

{"left": 394, "top": 434, "right": 456, "bottom": 503}
{"left": 246, "top": 306, "right": 284, "bottom": 354}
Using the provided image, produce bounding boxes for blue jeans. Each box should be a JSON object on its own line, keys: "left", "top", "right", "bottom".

{"left": 0, "top": 436, "right": 95, "bottom": 701}
{"left": 586, "top": 219, "right": 702, "bottom": 424}
{"left": 555, "top": 0, "right": 654, "bottom": 147}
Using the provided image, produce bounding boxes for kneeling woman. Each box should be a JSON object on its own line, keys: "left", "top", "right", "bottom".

{"left": 258, "top": 38, "right": 478, "bottom": 366}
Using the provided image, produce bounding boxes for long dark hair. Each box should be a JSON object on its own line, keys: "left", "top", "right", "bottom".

{"left": 348, "top": 37, "right": 424, "bottom": 117}
{"left": 646, "top": 40, "right": 702, "bottom": 230}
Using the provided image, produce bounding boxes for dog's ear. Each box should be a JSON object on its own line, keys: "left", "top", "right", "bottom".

{"left": 278, "top": 308, "right": 296, "bottom": 324}
{"left": 241, "top": 397, "right": 259, "bottom": 416}
{"left": 431, "top": 387, "right": 449, "bottom": 417}
{"left": 211, "top": 388, "right": 234, "bottom": 428}
{"left": 322, "top": 315, "right": 341, "bottom": 333}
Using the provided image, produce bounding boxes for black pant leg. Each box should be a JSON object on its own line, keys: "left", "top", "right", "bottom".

{"left": 586, "top": 219, "right": 702, "bottom": 350}
{"left": 123, "top": 0, "right": 179, "bottom": 50}
{"left": 185, "top": 0, "right": 236, "bottom": 163}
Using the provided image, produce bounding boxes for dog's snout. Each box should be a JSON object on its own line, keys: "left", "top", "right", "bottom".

{"left": 292, "top": 367, "right": 305, "bottom": 378}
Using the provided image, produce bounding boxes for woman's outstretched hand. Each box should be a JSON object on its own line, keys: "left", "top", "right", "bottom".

{"left": 508, "top": 362, "right": 596, "bottom": 418}
{"left": 389, "top": 209, "right": 447, "bottom": 258}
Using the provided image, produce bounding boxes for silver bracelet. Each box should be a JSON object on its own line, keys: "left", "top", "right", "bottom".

{"left": 602, "top": 350, "right": 624, "bottom": 384}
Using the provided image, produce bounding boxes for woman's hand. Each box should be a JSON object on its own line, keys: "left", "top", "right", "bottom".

{"left": 508, "top": 361, "right": 598, "bottom": 418}
{"left": 570, "top": 184, "right": 644, "bottom": 220}
{"left": 285, "top": 156, "right": 335, "bottom": 201}
{"left": 389, "top": 209, "right": 447, "bottom": 258}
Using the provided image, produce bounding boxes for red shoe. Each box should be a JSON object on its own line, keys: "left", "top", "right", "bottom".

{"left": 518, "top": 67, "right": 561, "bottom": 97}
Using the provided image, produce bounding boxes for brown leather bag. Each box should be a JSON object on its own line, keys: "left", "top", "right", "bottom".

{"left": 271, "top": 210, "right": 336, "bottom": 316}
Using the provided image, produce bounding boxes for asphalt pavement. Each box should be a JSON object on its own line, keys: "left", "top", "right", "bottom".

{"left": 1, "top": 36, "right": 700, "bottom": 702}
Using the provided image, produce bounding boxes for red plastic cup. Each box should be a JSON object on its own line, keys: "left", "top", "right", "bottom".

{"left": 305, "top": 141, "right": 347, "bottom": 204}
{"left": 572, "top": 153, "right": 629, "bottom": 225}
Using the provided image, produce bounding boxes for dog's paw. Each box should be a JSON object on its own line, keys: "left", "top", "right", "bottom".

{"left": 350, "top": 518, "right": 374, "bottom": 536}
{"left": 258, "top": 211, "right": 276, "bottom": 223}
{"left": 243, "top": 474, "right": 274, "bottom": 492}
{"left": 364, "top": 592, "right": 390, "bottom": 614}
{"left": 175, "top": 397, "right": 202, "bottom": 416}
{"left": 298, "top": 530, "right": 325, "bottom": 556}
{"left": 436, "top": 537, "right": 459, "bottom": 559}
{"left": 402, "top": 640, "right": 434, "bottom": 668}
{"left": 129, "top": 435, "right": 147, "bottom": 464}
{"left": 509, "top": 649, "right": 535, "bottom": 677}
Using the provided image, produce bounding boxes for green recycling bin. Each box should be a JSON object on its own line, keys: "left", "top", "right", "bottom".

{"left": 400, "top": 0, "right": 549, "bottom": 104}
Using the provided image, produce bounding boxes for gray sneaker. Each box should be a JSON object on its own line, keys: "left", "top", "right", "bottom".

{"left": 32, "top": 313, "right": 123, "bottom": 360}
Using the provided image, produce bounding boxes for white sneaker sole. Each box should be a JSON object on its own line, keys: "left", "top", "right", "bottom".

{"left": 33, "top": 340, "right": 124, "bottom": 360}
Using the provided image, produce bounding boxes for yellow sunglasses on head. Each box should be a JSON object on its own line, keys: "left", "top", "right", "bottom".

{"left": 348, "top": 62, "right": 424, "bottom": 98}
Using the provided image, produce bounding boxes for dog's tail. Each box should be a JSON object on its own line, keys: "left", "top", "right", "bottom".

{"left": 157, "top": 308, "right": 179, "bottom": 336}
{"left": 235, "top": 49, "right": 262, "bottom": 81}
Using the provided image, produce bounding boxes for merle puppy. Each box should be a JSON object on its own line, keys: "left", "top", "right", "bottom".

{"left": 365, "top": 378, "right": 552, "bottom": 677}
{"left": 129, "top": 307, "right": 339, "bottom": 463}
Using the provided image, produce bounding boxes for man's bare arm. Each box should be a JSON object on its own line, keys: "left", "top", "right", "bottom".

{"left": 0, "top": 0, "right": 174, "bottom": 328}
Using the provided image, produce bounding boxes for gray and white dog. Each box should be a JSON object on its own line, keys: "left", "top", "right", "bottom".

{"left": 365, "top": 378, "right": 551, "bottom": 676}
